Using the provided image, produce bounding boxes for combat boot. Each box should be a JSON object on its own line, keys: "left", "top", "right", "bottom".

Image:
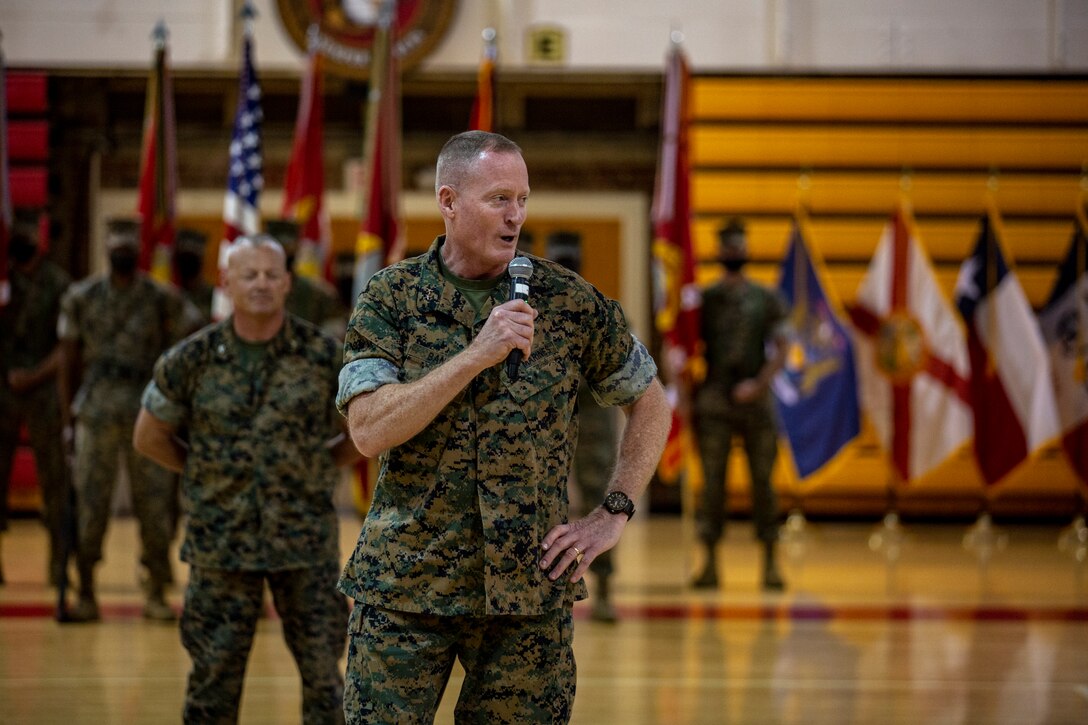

{"left": 143, "top": 582, "right": 176, "bottom": 622}
{"left": 692, "top": 544, "right": 719, "bottom": 589}
{"left": 67, "top": 564, "right": 101, "bottom": 622}
{"left": 762, "top": 541, "right": 785, "bottom": 591}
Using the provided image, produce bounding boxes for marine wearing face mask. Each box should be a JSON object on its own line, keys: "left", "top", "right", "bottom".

{"left": 691, "top": 216, "right": 790, "bottom": 593}
{"left": 105, "top": 222, "right": 140, "bottom": 278}
{"left": 56, "top": 217, "right": 192, "bottom": 622}
{"left": 0, "top": 212, "right": 74, "bottom": 590}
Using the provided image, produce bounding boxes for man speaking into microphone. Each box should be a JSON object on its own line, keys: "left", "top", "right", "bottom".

{"left": 336, "top": 130, "right": 670, "bottom": 723}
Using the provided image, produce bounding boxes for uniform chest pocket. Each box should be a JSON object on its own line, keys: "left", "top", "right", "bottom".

{"left": 506, "top": 345, "right": 568, "bottom": 404}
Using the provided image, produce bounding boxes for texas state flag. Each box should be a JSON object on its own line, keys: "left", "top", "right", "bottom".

{"left": 954, "top": 211, "right": 1060, "bottom": 486}
{"left": 1037, "top": 215, "right": 1088, "bottom": 485}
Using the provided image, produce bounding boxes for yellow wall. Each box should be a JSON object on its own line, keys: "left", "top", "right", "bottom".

{"left": 686, "top": 76, "right": 1087, "bottom": 517}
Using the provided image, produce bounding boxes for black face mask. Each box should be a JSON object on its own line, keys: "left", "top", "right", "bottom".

{"left": 723, "top": 258, "right": 747, "bottom": 272}
{"left": 175, "top": 252, "right": 202, "bottom": 281}
{"left": 109, "top": 250, "right": 138, "bottom": 276}
{"left": 9, "top": 240, "right": 37, "bottom": 264}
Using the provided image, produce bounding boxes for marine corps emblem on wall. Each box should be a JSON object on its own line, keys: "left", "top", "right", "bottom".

{"left": 276, "top": 0, "right": 459, "bottom": 76}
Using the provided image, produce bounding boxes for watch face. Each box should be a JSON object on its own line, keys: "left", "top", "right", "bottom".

{"left": 605, "top": 491, "right": 630, "bottom": 513}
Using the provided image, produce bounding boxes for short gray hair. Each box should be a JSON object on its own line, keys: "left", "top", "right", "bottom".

{"left": 225, "top": 233, "right": 287, "bottom": 269}
{"left": 435, "top": 130, "right": 523, "bottom": 193}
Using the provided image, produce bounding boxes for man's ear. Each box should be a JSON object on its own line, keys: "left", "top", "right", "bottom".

{"left": 437, "top": 185, "right": 456, "bottom": 216}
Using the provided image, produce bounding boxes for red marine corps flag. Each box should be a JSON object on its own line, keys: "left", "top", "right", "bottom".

{"left": 136, "top": 21, "right": 178, "bottom": 286}
{"left": 0, "top": 37, "right": 11, "bottom": 308}
{"left": 651, "top": 39, "right": 702, "bottom": 485}
{"left": 351, "top": 0, "right": 404, "bottom": 514}
{"left": 352, "top": 0, "right": 403, "bottom": 303}
{"left": 282, "top": 34, "right": 331, "bottom": 282}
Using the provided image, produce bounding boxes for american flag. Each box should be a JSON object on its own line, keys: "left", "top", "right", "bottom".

{"left": 213, "top": 26, "right": 263, "bottom": 319}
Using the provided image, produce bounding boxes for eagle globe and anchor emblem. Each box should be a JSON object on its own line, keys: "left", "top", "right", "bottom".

{"left": 276, "top": 0, "right": 458, "bottom": 76}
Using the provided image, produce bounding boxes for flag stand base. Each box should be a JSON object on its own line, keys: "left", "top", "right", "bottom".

{"left": 963, "top": 511, "right": 1008, "bottom": 562}
{"left": 780, "top": 508, "right": 809, "bottom": 558}
{"left": 1057, "top": 514, "right": 1088, "bottom": 561}
{"left": 868, "top": 511, "right": 906, "bottom": 561}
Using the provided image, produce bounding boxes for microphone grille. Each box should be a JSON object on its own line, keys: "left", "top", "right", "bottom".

{"left": 508, "top": 256, "right": 534, "bottom": 280}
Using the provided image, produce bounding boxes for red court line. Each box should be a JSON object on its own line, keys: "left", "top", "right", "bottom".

{"left": 4, "top": 601, "right": 1086, "bottom": 622}
{"left": 575, "top": 603, "right": 1088, "bottom": 623}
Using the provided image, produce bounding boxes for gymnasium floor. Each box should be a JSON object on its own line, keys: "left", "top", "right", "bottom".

{"left": 1, "top": 511, "right": 1086, "bottom": 724}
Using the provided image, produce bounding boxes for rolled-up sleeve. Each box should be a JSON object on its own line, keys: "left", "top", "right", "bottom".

{"left": 589, "top": 334, "right": 657, "bottom": 407}
{"left": 141, "top": 380, "right": 188, "bottom": 426}
{"left": 336, "top": 358, "right": 400, "bottom": 415}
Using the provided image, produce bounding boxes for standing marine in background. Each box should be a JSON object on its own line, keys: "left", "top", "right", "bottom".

{"left": 174, "top": 227, "right": 214, "bottom": 327}
{"left": 0, "top": 213, "right": 73, "bottom": 587}
{"left": 692, "top": 218, "right": 789, "bottom": 592}
{"left": 266, "top": 218, "right": 347, "bottom": 339}
{"left": 134, "top": 233, "right": 356, "bottom": 723}
{"left": 57, "top": 218, "right": 190, "bottom": 621}
{"left": 548, "top": 230, "right": 621, "bottom": 622}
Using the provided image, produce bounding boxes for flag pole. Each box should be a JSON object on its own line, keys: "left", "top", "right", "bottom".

{"left": 964, "top": 200, "right": 1008, "bottom": 559}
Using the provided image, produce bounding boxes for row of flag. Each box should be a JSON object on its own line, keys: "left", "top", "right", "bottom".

{"left": 652, "top": 44, "right": 1088, "bottom": 494}
{"left": 130, "top": 2, "right": 407, "bottom": 515}
{"left": 129, "top": 2, "right": 404, "bottom": 321}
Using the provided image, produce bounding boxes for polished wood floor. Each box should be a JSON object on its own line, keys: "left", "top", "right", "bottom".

{"left": 1, "top": 510, "right": 1087, "bottom": 724}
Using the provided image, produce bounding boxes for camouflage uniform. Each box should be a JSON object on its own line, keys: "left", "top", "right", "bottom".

{"left": 287, "top": 274, "right": 346, "bottom": 336}
{"left": 694, "top": 279, "right": 788, "bottom": 545}
{"left": 0, "top": 258, "right": 72, "bottom": 581}
{"left": 57, "top": 274, "right": 186, "bottom": 596}
{"left": 336, "top": 237, "right": 657, "bottom": 722}
{"left": 142, "top": 314, "right": 347, "bottom": 723}
{"left": 179, "top": 280, "right": 214, "bottom": 327}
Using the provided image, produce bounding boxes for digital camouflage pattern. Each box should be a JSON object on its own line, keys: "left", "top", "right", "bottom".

{"left": 142, "top": 314, "right": 343, "bottom": 571}
{"left": 345, "top": 602, "right": 575, "bottom": 723}
{"left": 0, "top": 259, "right": 72, "bottom": 580}
{"left": 58, "top": 274, "right": 189, "bottom": 588}
{"left": 182, "top": 561, "right": 347, "bottom": 723}
{"left": 58, "top": 275, "right": 188, "bottom": 424}
{"left": 73, "top": 419, "right": 177, "bottom": 584}
{"left": 694, "top": 279, "right": 788, "bottom": 544}
{"left": 336, "top": 237, "right": 657, "bottom": 617}
{"left": 287, "top": 274, "right": 346, "bottom": 336}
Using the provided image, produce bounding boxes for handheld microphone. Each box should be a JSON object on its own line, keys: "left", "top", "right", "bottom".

{"left": 505, "top": 256, "right": 534, "bottom": 379}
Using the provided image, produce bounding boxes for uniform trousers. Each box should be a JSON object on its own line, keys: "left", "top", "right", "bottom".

{"left": 0, "top": 385, "right": 71, "bottom": 579}
{"left": 345, "top": 602, "right": 576, "bottom": 724}
{"left": 73, "top": 418, "right": 176, "bottom": 588}
{"left": 182, "top": 562, "right": 348, "bottom": 724}
{"left": 694, "top": 393, "right": 781, "bottom": 545}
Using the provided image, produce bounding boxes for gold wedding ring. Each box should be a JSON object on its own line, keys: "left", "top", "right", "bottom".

{"left": 572, "top": 546, "right": 583, "bottom": 563}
